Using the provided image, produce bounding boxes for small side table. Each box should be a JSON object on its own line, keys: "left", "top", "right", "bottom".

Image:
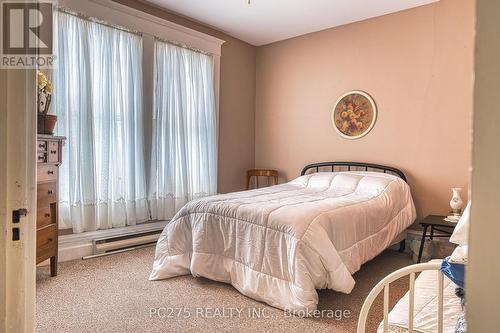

{"left": 417, "top": 215, "right": 457, "bottom": 263}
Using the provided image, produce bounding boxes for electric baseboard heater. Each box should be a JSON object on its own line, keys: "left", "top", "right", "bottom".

{"left": 83, "top": 230, "right": 162, "bottom": 259}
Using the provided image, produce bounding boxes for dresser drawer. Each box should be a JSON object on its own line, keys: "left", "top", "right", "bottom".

{"left": 47, "top": 141, "right": 60, "bottom": 163}
{"left": 37, "top": 152, "right": 47, "bottom": 163}
{"left": 37, "top": 140, "right": 47, "bottom": 151}
{"left": 37, "top": 164, "right": 57, "bottom": 182}
{"left": 37, "top": 182, "right": 57, "bottom": 207}
{"left": 36, "top": 135, "right": 65, "bottom": 276}
{"left": 37, "top": 205, "right": 55, "bottom": 229}
{"left": 36, "top": 225, "right": 57, "bottom": 264}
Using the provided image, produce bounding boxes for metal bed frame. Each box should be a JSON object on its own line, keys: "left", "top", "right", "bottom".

{"left": 300, "top": 161, "right": 409, "bottom": 252}
{"left": 301, "top": 161, "right": 408, "bottom": 183}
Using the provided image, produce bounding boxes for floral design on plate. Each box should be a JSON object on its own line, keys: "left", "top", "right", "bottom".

{"left": 331, "top": 91, "right": 377, "bottom": 139}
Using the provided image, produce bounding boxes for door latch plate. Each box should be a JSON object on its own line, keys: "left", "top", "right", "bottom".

{"left": 12, "top": 208, "right": 28, "bottom": 223}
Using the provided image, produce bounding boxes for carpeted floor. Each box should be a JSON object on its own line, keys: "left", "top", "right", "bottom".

{"left": 36, "top": 247, "right": 412, "bottom": 333}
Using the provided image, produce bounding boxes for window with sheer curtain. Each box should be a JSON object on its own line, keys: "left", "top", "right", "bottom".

{"left": 54, "top": 12, "right": 149, "bottom": 233}
{"left": 54, "top": 12, "right": 218, "bottom": 232}
{"left": 148, "top": 40, "right": 218, "bottom": 220}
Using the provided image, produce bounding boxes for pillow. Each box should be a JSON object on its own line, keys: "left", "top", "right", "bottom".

{"left": 354, "top": 174, "right": 395, "bottom": 195}
{"left": 450, "top": 201, "right": 471, "bottom": 246}
{"left": 449, "top": 201, "right": 470, "bottom": 263}
{"left": 330, "top": 173, "right": 363, "bottom": 192}
{"left": 450, "top": 245, "right": 468, "bottom": 264}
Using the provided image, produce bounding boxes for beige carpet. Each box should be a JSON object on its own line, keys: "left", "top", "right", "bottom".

{"left": 36, "top": 247, "right": 412, "bottom": 333}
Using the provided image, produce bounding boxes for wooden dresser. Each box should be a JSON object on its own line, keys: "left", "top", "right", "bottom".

{"left": 37, "top": 134, "right": 65, "bottom": 276}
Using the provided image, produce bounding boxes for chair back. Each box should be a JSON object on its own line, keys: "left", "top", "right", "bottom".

{"left": 246, "top": 169, "right": 278, "bottom": 190}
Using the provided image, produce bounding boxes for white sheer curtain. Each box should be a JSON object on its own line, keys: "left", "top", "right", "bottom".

{"left": 149, "top": 40, "right": 217, "bottom": 220}
{"left": 54, "top": 12, "right": 149, "bottom": 233}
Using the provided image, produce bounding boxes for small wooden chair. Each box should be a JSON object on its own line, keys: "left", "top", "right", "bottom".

{"left": 246, "top": 169, "right": 279, "bottom": 190}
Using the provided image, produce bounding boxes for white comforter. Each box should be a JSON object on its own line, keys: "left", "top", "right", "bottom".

{"left": 150, "top": 172, "right": 416, "bottom": 311}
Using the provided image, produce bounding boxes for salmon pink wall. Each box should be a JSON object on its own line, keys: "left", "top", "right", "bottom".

{"left": 255, "top": 0, "right": 474, "bottom": 219}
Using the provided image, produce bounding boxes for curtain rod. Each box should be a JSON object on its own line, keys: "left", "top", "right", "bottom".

{"left": 57, "top": 7, "right": 143, "bottom": 37}
{"left": 56, "top": 7, "right": 213, "bottom": 57}
{"left": 153, "top": 37, "right": 211, "bottom": 56}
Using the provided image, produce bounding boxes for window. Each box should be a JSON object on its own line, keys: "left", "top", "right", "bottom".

{"left": 54, "top": 9, "right": 220, "bottom": 232}
{"left": 54, "top": 12, "right": 148, "bottom": 232}
{"left": 148, "top": 40, "right": 217, "bottom": 220}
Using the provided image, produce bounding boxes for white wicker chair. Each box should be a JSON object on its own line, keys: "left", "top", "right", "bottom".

{"left": 357, "top": 262, "right": 444, "bottom": 333}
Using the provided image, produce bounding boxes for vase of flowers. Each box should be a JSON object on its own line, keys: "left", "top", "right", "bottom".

{"left": 37, "top": 71, "right": 57, "bottom": 134}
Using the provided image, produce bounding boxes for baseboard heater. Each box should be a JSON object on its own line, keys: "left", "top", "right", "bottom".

{"left": 83, "top": 230, "right": 161, "bottom": 260}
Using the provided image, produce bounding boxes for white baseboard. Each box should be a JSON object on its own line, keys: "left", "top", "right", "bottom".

{"left": 37, "top": 221, "right": 168, "bottom": 266}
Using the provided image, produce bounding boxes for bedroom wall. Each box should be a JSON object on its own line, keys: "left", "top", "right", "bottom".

{"left": 255, "top": 0, "right": 474, "bottom": 220}
{"left": 114, "top": 0, "right": 257, "bottom": 194}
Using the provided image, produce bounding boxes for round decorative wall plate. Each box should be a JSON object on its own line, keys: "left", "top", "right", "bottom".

{"left": 331, "top": 90, "right": 377, "bottom": 139}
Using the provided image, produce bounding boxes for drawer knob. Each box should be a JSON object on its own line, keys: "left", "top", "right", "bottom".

{"left": 47, "top": 170, "right": 54, "bottom": 175}
{"left": 47, "top": 190, "right": 53, "bottom": 195}
{"left": 38, "top": 155, "right": 45, "bottom": 161}
{"left": 45, "top": 213, "right": 50, "bottom": 218}
{"left": 50, "top": 150, "right": 57, "bottom": 154}
{"left": 38, "top": 144, "right": 45, "bottom": 148}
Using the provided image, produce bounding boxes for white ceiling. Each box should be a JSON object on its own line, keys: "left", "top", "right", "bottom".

{"left": 146, "top": 0, "right": 439, "bottom": 46}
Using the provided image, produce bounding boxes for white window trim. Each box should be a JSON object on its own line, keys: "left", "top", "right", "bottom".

{"left": 60, "top": 0, "right": 225, "bottom": 54}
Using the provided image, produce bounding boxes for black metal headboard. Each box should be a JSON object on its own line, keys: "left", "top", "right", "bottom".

{"left": 300, "top": 162, "right": 407, "bottom": 183}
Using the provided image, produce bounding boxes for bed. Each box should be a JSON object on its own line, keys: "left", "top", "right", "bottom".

{"left": 377, "top": 266, "right": 463, "bottom": 333}
{"left": 150, "top": 162, "right": 416, "bottom": 311}
{"left": 359, "top": 206, "right": 470, "bottom": 333}
{"left": 358, "top": 260, "right": 464, "bottom": 333}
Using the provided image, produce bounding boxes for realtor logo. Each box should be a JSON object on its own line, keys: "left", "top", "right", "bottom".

{"left": 1, "top": 1, "right": 55, "bottom": 68}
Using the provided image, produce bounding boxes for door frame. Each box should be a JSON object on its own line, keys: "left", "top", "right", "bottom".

{"left": 0, "top": 67, "right": 38, "bottom": 331}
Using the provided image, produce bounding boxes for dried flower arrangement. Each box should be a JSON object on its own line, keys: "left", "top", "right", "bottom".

{"left": 37, "top": 71, "right": 53, "bottom": 115}
{"left": 37, "top": 71, "right": 57, "bottom": 134}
